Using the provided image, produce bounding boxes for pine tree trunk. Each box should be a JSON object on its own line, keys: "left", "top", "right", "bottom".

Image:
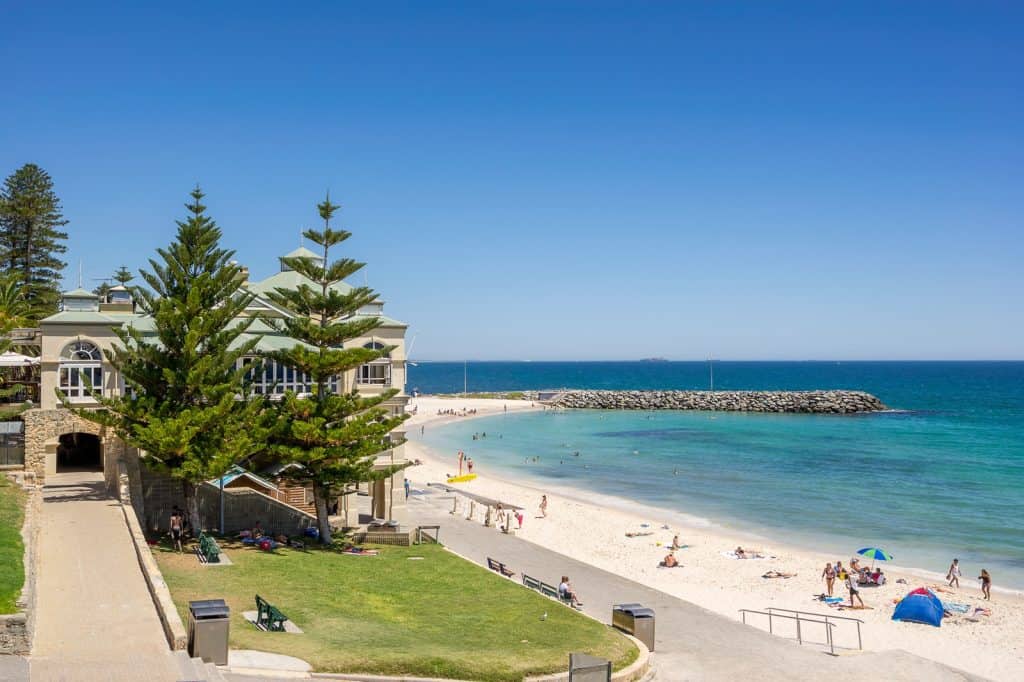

{"left": 312, "top": 483, "right": 333, "bottom": 544}
{"left": 182, "top": 480, "right": 202, "bottom": 537}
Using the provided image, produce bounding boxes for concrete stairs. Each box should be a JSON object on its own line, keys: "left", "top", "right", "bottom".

{"left": 174, "top": 651, "right": 228, "bottom": 682}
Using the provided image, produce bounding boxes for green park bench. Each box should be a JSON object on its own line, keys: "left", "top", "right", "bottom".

{"left": 197, "top": 532, "right": 221, "bottom": 564}
{"left": 255, "top": 594, "right": 288, "bottom": 632}
{"left": 522, "top": 574, "right": 543, "bottom": 591}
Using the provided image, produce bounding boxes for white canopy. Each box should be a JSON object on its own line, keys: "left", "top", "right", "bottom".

{"left": 0, "top": 351, "right": 39, "bottom": 367}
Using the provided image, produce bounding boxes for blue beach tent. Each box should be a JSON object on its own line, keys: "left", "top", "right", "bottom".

{"left": 892, "top": 588, "right": 944, "bottom": 627}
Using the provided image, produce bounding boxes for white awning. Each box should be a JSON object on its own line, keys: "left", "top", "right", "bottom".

{"left": 0, "top": 351, "right": 39, "bottom": 367}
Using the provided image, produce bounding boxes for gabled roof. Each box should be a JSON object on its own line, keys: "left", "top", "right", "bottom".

{"left": 282, "top": 246, "right": 324, "bottom": 261}
{"left": 63, "top": 287, "right": 99, "bottom": 299}
{"left": 245, "top": 269, "right": 354, "bottom": 298}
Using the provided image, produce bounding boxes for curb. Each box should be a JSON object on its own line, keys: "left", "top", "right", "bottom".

{"left": 118, "top": 465, "right": 188, "bottom": 650}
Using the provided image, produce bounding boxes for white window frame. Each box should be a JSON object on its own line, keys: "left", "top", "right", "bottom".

{"left": 59, "top": 341, "right": 103, "bottom": 401}
{"left": 357, "top": 342, "right": 392, "bottom": 386}
{"left": 239, "top": 357, "right": 339, "bottom": 397}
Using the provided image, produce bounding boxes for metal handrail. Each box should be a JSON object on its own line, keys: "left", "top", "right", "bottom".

{"left": 765, "top": 607, "right": 864, "bottom": 651}
{"left": 738, "top": 609, "right": 838, "bottom": 655}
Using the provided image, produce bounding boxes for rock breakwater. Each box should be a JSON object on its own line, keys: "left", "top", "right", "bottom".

{"left": 548, "top": 390, "right": 886, "bottom": 414}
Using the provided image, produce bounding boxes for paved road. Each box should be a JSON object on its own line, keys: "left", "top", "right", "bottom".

{"left": 30, "top": 471, "right": 181, "bottom": 682}
{"left": 407, "top": 483, "right": 981, "bottom": 682}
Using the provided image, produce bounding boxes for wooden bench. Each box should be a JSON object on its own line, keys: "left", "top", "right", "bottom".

{"left": 522, "top": 574, "right": 543, "bottom": 591}
{"left": 486, "top": 557, "right": 515, "bottom": 578}
{"left": 255, "top": 594, "right": 288, "bottom": 632}
{"left": 196, "top": 532, "right": 220, "bottom": 563}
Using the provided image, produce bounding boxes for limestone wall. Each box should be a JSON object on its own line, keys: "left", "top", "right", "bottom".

{"left": 0, "top": 474, "right": 41, "bottom": 655}
{"left": 21, "top": 408, "right": 123, "bottom": 494}
{"left": 138, "top": 465, "right": 316, "bottom": 535}
{"left": 549, "top": 389, "right": 886, "bottom": 414}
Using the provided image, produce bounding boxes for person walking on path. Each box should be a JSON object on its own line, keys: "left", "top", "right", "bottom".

{"left": 947, "top": 558, "right": 961, "bottom": 588}
{"left": 169, "top": 509, "right": 183, "bottom": 552}
{"left": 845, "top": 570, "right": 864, "bottom": 607}
{"left": 822, "top": 562, "right": 836, "bottom": 596}
{"left": 978, "top": 569, "right": 992, "bottom": 600}
{"left": 538, "top": 494, "right": 548, "bottom": 518}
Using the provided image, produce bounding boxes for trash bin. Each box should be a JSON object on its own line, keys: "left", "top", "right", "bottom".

{"left": 188, "top": 599, "right": 230, "bottom": 665}
{"left": 612, "top": 603, "right": 655, "bottom": 652}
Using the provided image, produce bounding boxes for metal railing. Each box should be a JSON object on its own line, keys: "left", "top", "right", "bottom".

{"left": 739, "top": 609, "right": 839, "bottom": 655}
{"left": 766, "top": 607, "right": 864, "bottom": 651}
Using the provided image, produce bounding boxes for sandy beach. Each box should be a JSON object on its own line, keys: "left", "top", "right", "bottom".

{"left": 406, "top": 396, "right": 1024, "bottom": 682}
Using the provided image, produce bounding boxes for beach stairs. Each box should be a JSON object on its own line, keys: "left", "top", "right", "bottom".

{"left": 173, "top": 650, "right": 228, "bottom": 682}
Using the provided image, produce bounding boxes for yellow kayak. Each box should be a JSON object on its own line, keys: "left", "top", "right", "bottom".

{"left": 446, "top": 473, "right": 477, "bottom": 484}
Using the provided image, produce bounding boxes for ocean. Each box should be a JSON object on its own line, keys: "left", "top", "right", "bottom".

{"left": 410, "top": 362, "right": 1024, "bottom": 588}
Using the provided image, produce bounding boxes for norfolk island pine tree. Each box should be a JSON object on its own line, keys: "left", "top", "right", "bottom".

{"left": 70, "top": 187, "right": 268, "bottom": 533}
{"left": 262, "top": 195, "right": 409, "bottom": 544}
{"left": 0, "top": 163, "right": 68, "bottom": 321}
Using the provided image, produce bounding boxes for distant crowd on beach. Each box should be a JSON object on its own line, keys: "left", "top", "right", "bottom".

{"left": 438, "top": 408, "right": 478, "bottom": 416}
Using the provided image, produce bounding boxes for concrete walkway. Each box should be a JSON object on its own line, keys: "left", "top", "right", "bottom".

{"left": 408, "top": 484, "right": 981, "bottom": 682}
{"left": 30, "top": 471, "right": 181, "bottom": 681}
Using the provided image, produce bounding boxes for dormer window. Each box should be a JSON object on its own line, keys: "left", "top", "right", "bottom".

{"left": 59, "top": 341, "right": 103, "bottom": 401}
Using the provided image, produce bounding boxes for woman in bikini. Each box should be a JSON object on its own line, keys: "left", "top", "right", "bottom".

{"left": 978, "top": 569, "right": 991, "bottom": 600}
{"left": 822, "top": 562, "right": 836, "bottom": 596}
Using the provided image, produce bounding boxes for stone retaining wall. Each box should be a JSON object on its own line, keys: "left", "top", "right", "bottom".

{"left": 549, "top": 389, "right": 886, "bottom": 413}
{"left": 118, "top": 462, "right": 188, "bottom": 651}
{"left": 0, "top": 474, "right": 41, "bottom": 655}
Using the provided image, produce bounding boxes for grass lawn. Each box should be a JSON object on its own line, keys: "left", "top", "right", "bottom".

{"left": 156, "top": 540, "right": 636, "bottom": 681}
{"left": 0, "top": 476, "right": 26, "bottom": 614}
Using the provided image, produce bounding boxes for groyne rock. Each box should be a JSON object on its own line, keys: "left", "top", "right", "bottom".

{"left": 547, "top": 390, "right": 886, "bottom": 414}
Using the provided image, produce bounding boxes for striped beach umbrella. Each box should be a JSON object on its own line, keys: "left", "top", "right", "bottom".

{"left": 857, "top": 547, "right": 893, "bottom": 569}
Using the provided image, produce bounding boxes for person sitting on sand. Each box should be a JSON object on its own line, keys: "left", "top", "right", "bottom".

{"left": 660, "top": 551, "right": 680, "bottom": 568}
{"left": 559, "top": 576, "right": 583, "bottom": 607}
{"left": 671, "top": 534, "right": 682, "bottom": 550}
{"left": 735, "top": 546, "right": 746, "bottom": 558}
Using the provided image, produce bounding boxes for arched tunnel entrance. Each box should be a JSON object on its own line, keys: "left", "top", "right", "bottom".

{"left": 56, "top": 432, "right": 102, "bottom": 472}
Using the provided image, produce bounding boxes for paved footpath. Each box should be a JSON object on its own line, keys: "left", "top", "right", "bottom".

{"left": 408, "top": 483, "right": 981, "bottom": 682}
{"left": 30, "top": 471, "right": 181, "bottom": 682}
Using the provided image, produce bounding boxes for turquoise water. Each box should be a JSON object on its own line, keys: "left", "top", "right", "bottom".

{"left": 413, "top": 362, "right": 1024, "bottom": 588}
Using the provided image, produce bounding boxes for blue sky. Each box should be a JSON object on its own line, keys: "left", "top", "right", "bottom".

{"left": 1, "top": 2, "right": 1021, "bottom": 360}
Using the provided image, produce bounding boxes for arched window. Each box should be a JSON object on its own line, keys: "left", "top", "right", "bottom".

{"left": 357, "top": 342, "right": 392, "bottom": 386}
{"left": 59, "top": 341, "right": 103, "bottom": 400}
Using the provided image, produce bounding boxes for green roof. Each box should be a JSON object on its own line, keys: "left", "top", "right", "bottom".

{"left": 282, "top": 246, "right": 324, "bottom": 261}
{"left": 63, "top": 287, "right": 99, "bottom": 299}
{"left": 346, "top": 313, "right": 408, "bottom": 329}
{"left": 40, "top": 311, "right": 123, "bottom": 324}
{"left": 246, "top": 269, "right": 354, "bottom": 298}
{"left": 230, "top": 332, "right": 316, "bottom": 353}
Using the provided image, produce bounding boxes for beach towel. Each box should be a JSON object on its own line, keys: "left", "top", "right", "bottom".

{"left": 943, "top": 601, "right": 971, "bottom": 614}
{"left": 822, "top": 596, "right": 844, "bottom": 604}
